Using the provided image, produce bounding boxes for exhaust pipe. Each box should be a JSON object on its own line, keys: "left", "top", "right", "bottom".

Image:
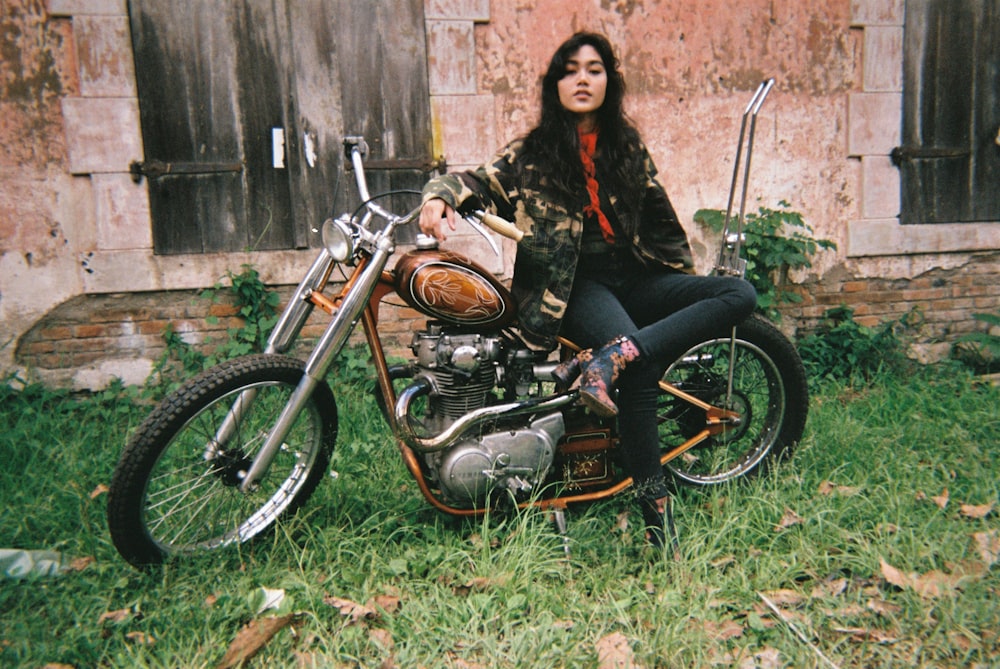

{"left": 394, "top": 376, "right": 577, "bottom": 453}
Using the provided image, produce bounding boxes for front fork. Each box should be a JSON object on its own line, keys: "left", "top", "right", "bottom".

{"left": 203, "top": 248, "right": 337, "bottom": 462}
{"left": 202, "top": 236, "right": 392, "bottom": 491}
{"left": 236, "top": 238, "right": 395, "bottom": 491}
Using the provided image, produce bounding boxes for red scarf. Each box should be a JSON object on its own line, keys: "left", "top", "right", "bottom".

{"left": 578, "top": 128, "right": 615, "bottom": 244}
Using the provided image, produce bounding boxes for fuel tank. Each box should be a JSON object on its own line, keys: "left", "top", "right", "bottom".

{"left": 393, "top": 249, "right": 516, "bottom": 328}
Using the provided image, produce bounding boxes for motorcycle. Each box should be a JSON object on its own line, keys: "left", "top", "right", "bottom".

{"left": 107, "top": 79, "right": 807, "bottom": 568}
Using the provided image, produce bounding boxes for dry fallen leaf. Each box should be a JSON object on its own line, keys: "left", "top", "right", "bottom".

{"left": 774, "top": 508, "right": 804, "bottom": 532}
{"left": 832, "top": 626, "right": 899, "bottom": 644}
{"left": 760, "top": 588, "right": 806, "bottom": 607}
{"left": 879, "top": 557, "right": 970, "bottom": 598}
{"left": 98, "top": 608, "right": 134, "bottom": 625}
{"left": 368, "top": 595, "right": 400, "bottom": 616}
{"left": 930, "top": 488, "right": 949, "bottom": 509}
{"left": 125, "top": 631, "right": 155, "bottom": 646}
{"left": 867, "top": 598, "right": 902, "bottom": 617}
{"left": 818, "top": 481, "right": 860, "bottom": 496}
{"left": 822, "top": 603, "right": 868, "bottom": 617}
{"left": 960, "top": 503, "right": 994, "bottom": 519}
{"left": 368, "top": 627, "right": 394, "bottom": 650}
{"left": 700, "top": 618, "right": 745, "bottom": 641}
{"left": 973, "top": 530, "right": 1000, "bottom": 565}
{"left": 596, "top": 632, "right": 645, "bottom": 669}
{"left": 66, "top": 556, "right": 95, "bottom": 572}
{"left": 291, "top": 649, "right": 318, "bottom": 669}
{"left": 216, "top": 614, "right": 297, "bottom": 669}
{"left": 810, "top": 577, "right": 847, "bottom": 599}
{"left": 90, "top": 484, "right": 109, "bottom": 499}
{"left": 323, "top": 596, "right": 377, "bottom": 623}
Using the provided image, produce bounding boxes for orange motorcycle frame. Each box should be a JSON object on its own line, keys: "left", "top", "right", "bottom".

{"left": 305, "top": 254, "right": 738, "bottom": 518}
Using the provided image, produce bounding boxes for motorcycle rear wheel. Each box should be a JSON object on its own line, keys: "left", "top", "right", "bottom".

{"left": 658, "top": 314, "right": 808, "bottom": 487}
{"left": 107, "top": 354, "right": 337, "bottom": 568}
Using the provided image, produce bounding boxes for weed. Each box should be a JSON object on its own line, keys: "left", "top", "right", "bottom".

{"left": 797, "top": 305, "right": 915, "bottom": 384}
{"left": 148, "top": 264, "right": 280, "bottom": 393}
{"left": 951, "top": 311, "right": 1000, "bottom": 374}
{"left": 695, "top": 201, "right": 837, "bottom": 322}
{"left": 200, "top": 263, "right": 281, "bottom": 363}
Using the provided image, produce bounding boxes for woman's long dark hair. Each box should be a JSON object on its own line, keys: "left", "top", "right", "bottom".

{"left": 517, "top": 32, "right": 645, "bottom": 214}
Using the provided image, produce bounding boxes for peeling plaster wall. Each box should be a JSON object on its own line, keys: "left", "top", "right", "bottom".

{"left": 0, "top": 0, "right": 90, "bottom": 380}
{"left": 469, "top": 0, "right": 860, "bottom": 277}
{"left": 451, "top": 0, "right": 997, "bottom": 350}
{"left": 2, "top": 0, "right": 998, "bottom": 389}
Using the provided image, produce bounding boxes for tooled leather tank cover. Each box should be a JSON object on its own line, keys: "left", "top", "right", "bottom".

{"left": 393, "top": 249, "right": 517, "bottom": 328}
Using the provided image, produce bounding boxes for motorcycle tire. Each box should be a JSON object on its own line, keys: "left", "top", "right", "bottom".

{"left": 107, "top": 354, "right": 337, "bottom": 568}
{"left": 657, "top": 314, "right": 808, "bottom": 487}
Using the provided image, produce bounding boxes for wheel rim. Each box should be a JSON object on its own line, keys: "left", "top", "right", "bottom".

{"left": 140, "top": 380, "right": 324, "bottom": 555}
{"left": 658, "top": 336, "right": 785, "bottom": 485}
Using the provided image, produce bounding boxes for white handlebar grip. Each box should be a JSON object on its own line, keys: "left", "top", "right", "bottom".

{"left": 478, "top": 211, "right": 524, "bottom": 242}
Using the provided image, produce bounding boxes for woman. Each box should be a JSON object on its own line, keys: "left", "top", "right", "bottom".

{"left": 419, "top": 32, "right": 756, "bottom": 550}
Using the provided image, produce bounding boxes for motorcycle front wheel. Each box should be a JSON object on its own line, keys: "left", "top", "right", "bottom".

{"left": 657, "top": 314, "right": 808, "bottom": 487}
{"left": 107, "top": 354, "right": 337, "bottom": 568}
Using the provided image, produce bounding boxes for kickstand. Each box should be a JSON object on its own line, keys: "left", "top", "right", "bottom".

{"left": 550, "top": 507, "right": 571, "bottom": 558}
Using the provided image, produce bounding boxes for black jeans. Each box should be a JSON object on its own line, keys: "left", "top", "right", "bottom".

{"left": 560, "top": 270, "right": 757, "bottom": 498}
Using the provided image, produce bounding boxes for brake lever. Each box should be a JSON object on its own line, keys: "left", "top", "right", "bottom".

{"left": 463, "top": 215, "right": 501, "bottom": 257}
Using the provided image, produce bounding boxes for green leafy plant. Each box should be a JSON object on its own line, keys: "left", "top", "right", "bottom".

{"left": 150, "top": 264, "right": 280, "bottom": 389}
{"left": 203, "top": 263, "right": 281, "bottom": 361}
{"left": 147, "top": 322, "right": 210, "bottom": 390}
{"left": 951, "top": 311, "right": 1000, "bottom": 374}
{"left": 694, "top": 201, "right": 836, "bottom": 322}
{"left": 796, "top": 305, "right": 914, "bottom": 383}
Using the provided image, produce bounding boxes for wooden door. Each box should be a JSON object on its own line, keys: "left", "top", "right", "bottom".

{"left": 896, "top": 0, "right": 1000, "bottom": 224}
{"left": 128, "top": 0, "right": 432, "bottom": 254}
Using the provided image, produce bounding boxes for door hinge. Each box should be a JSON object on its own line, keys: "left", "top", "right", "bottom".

{"left": 890, "top": 146, "right": 969, "bottom": 166}
{"left": 346, "top": 157, "right": 447, "bottom": 173}
{"left": 129, "top": 160, "right": 244, "bottom": 183}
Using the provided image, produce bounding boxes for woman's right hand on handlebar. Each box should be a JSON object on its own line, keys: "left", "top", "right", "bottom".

{"left": 419, "top": 197, "right": 458, "bottom": 242}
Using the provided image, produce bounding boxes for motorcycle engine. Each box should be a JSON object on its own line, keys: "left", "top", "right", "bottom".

{"left": 407, "top": 325, "right": 564, "bottom": 507}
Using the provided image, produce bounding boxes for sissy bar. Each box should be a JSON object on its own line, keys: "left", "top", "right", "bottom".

{"left": 715, "top": 78, "right": 775, "bottom": 277}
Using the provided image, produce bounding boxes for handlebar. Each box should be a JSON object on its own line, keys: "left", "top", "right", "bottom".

{"left": 341, "top": 136, "right": 523, "bottom": 246}
{"left": 472, "top": 210, "right": 523, "bottom": 242}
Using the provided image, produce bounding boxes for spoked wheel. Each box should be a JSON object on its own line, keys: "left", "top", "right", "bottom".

{"left": 657, "top": 315, "right": 808, "bottom": 487}
{"left": 107, "top": 354, "right": 337, "bottom": 568}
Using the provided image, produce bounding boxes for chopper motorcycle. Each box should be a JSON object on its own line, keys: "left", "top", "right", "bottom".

{"left": 107, "top": 80, "right": 807, "bottom": 568}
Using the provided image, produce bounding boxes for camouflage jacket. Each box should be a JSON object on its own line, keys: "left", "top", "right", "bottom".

{"left": 421, "top": 138, "right": 695, "bottom": 350}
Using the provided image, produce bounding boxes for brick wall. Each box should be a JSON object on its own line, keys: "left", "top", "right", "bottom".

{"left": 788, "top": 252, "right": 1000, "bottom": 361}
{"left": 16, "top": 247, "right": 998, "bottom": 387}
{"left": 14, "top": 281, "right": 426, "bottom": 388}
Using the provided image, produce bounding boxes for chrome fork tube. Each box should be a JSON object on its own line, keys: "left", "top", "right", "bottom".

{"left": 266, "top": 248, "right": 335, "bottom": 355}
{"left": 239, "top": 238, "right": 393, "bottom": 491}
{"left": 202, "top": 249, "right": 335, "bottom": 462}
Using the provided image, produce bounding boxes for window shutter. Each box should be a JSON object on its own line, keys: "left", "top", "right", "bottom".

{"left": 896, "top": 0, "right": 1000, "bottom": 224}
{"left": 129, "top": 0, "right": 432, "bottom": 254}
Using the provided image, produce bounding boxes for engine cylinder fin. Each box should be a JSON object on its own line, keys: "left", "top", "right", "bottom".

{"left": 430, "top": 366, "right": 495, "bottom": 418}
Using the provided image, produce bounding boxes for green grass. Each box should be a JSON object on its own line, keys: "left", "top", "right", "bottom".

{"left": 1, "top": 367, "right": 998, "bottom": 668}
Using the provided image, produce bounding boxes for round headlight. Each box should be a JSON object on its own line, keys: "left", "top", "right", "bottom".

{"left": 321, "top": 216, "right": 353, "bottom": 262}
